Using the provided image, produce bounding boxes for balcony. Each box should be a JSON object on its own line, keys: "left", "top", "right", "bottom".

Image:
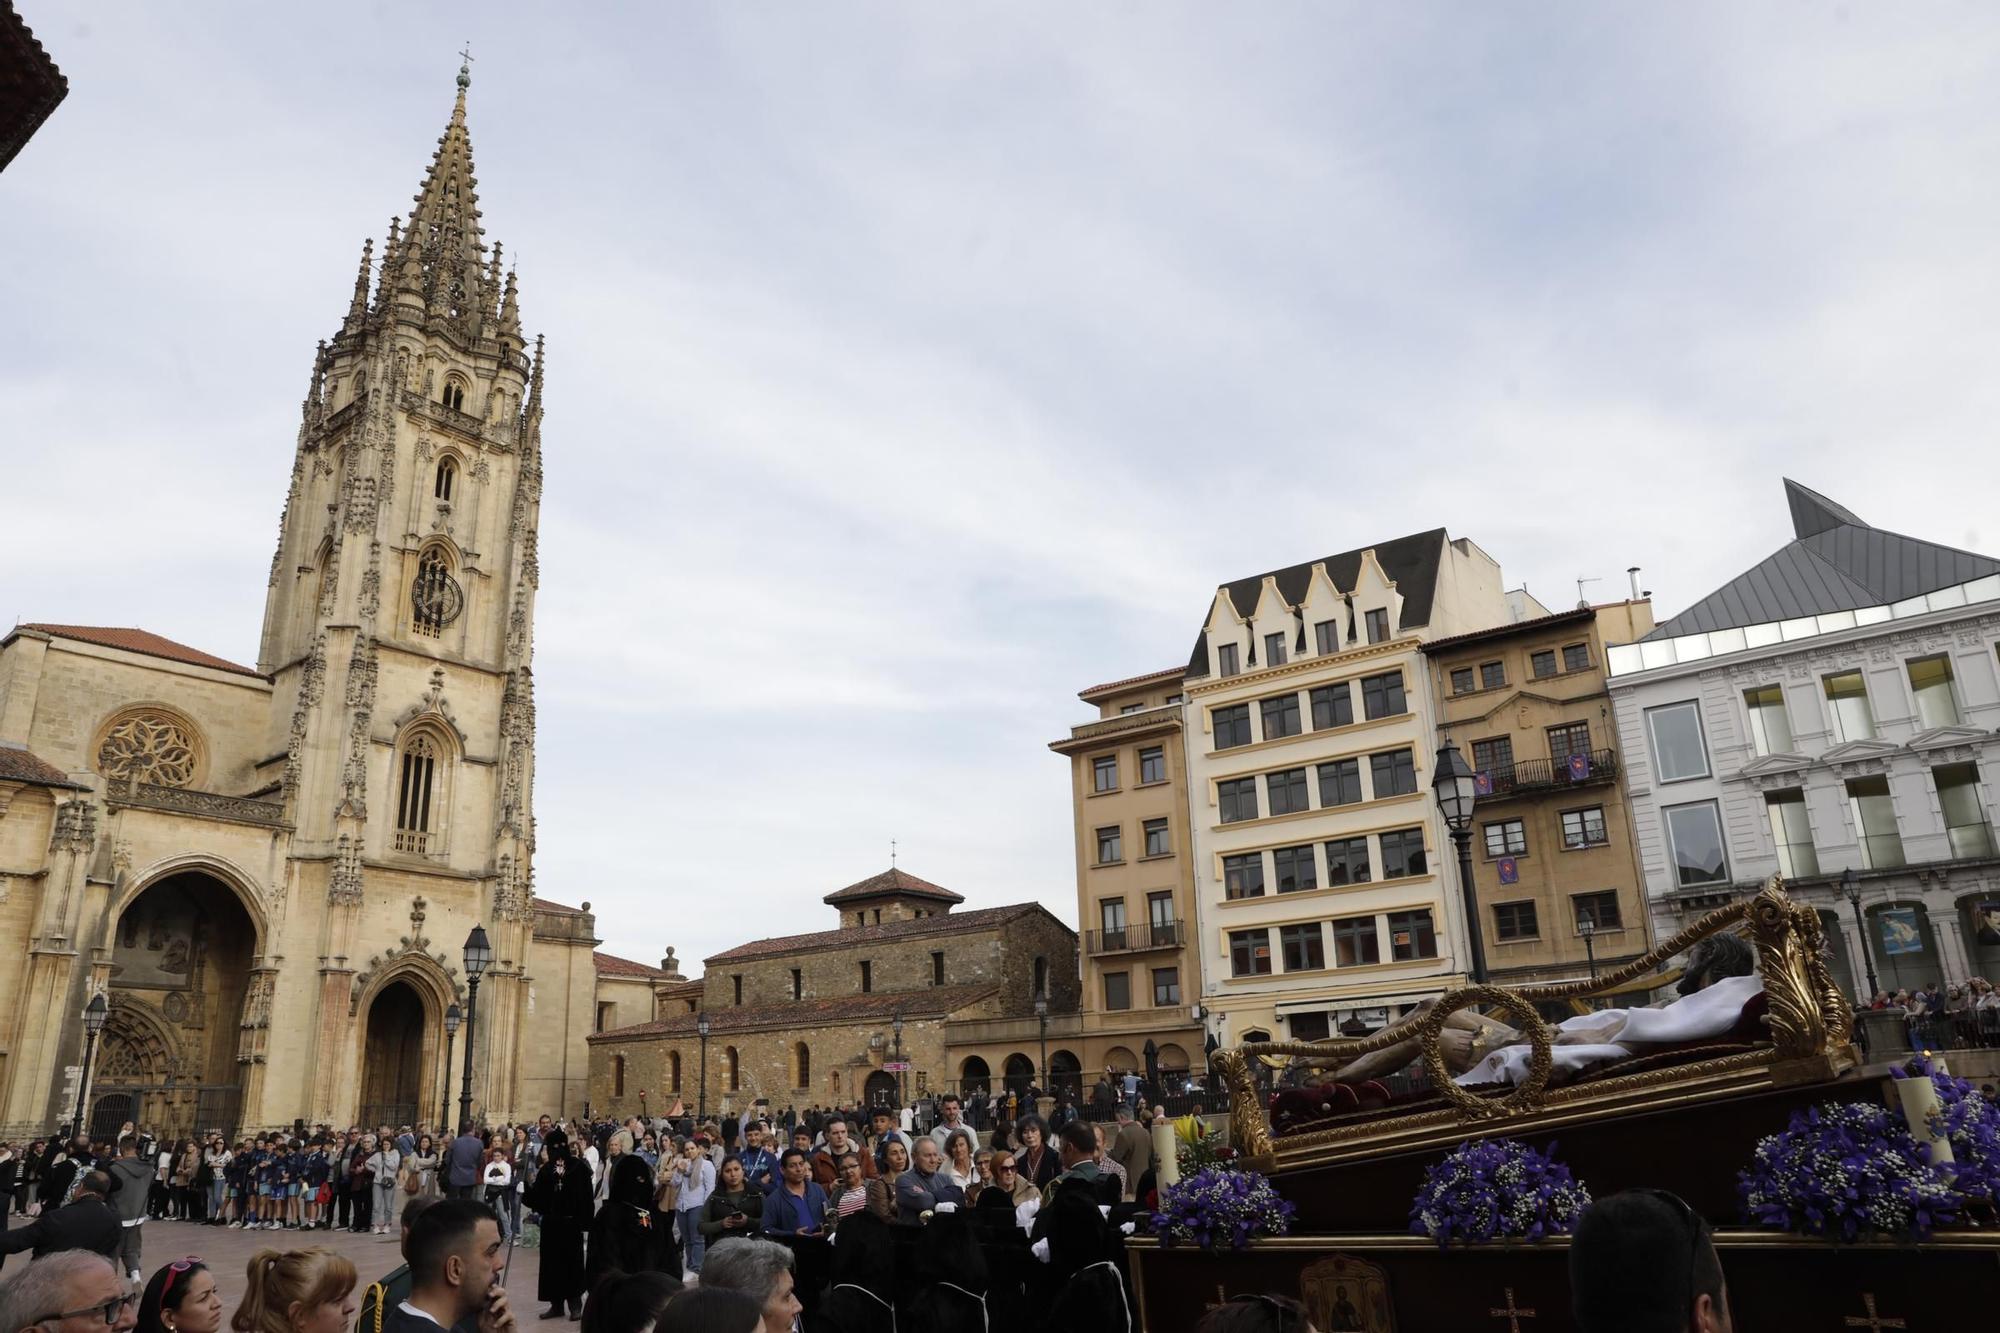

{"left": 1474, "top": 749, "right": 1619, "bottom": 802}
{"left": 105, "top": 777, "right": 288, "bottom": 829}
{"left": 1086, "top": 921, "right": 1186, "bottom": 955}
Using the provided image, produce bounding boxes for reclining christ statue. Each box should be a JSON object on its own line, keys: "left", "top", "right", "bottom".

{"left": 1329, "top": 933, "right": 1764, "bottom": 1089}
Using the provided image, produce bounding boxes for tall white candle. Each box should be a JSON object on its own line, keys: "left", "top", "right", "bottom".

{"left": 1153, "top": 1120, "right": 1179, "bottom": 1187}
{"left": 1896, "top": 1074, "right": 1955, "bottom": 1168}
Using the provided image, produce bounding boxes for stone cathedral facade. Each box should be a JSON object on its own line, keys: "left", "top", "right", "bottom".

{"left": 0, "top": 70, "right": 658, "bottom": 1139}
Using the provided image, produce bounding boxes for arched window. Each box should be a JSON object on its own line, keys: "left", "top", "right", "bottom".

{"left": 434, "top": 457, "right": 458, "bottom": 503}
{"left": 725, "top": 1046, "right": 740, "bottom": 1092}
{"left": 792, "top": 1042, "right": 811, "bottom": 1089}
{"left": 411, "top": 547, "right": 463, "bottom": 638}
{"left": 669, "top": 1051, "right": 682, "bottom": 1092}
{"left": 394, "top": 733, "right": 439, "bottom": 853}
{"left": 441, "top": 379, "right": 466, "bottom": 412}
{"left": 613, "top": 1055, "right": 626, "bottom": 1098}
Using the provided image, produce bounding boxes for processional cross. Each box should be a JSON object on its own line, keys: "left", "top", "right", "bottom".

{"left": 1489, "top": 1288, "right": 1536, "bottom": 1332}
{"left": 1843, "top": 1294, "right": 1906, "bottom": 1332}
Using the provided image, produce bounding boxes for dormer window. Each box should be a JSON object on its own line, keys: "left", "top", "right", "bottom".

{"left": 1217, "top": 643, "right": 1240, "bottom": 677}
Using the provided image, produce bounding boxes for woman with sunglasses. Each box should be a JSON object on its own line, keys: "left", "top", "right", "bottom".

{"left": 138, "top": 1259, "right": 224, "bottom": 1333}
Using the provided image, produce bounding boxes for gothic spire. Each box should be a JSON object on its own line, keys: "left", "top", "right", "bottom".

{"left": 341, "top": 237, "right": 373, "bottom": 336}
{"left": 399, "top": 60, "right": 493, "bottom": 334}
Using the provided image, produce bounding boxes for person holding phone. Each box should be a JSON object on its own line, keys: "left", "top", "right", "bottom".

{"left": 698, "top": 1156, "right": 764, "bottom": 1250}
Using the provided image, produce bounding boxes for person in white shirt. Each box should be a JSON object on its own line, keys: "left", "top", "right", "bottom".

{"left": 669, "top": 1137, "right": 717, "bottom": 1273}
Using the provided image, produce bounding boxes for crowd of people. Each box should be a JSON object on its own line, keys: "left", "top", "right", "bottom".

{"left": 0, "top": 1092, "right": 1173, "bottom": 1333}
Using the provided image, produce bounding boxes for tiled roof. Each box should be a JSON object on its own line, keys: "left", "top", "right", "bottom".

{"left": 587, "top": 982, "right": 1001, "bottom": 1043}
{"left": 13, "top": 624, "right": 262, "bottom": 678}
{"left": 1187, "top": 528, "right": 1449, "bottom": 678}
{"left": 533, "top": 897, "right": 583, "bottom": 915}
{"left": 822, "top": 867, "right": 965, "bottom": 906}
{"left": 1420, "top": 606, "right": 1598, "bottom": 653}
{"left": 0, "top": 743, "right": 87, "bottom": 790}
{"left": 0, "top": 3, "right": 68, "bottom": 172}
{"left": 1077, "top": 666, "right": 1185, "bottom": 702}
{"left": 1646, "top": 481, "right": 2000, "bottom": 640}
{"left": 707, "top": 902, "right": 1052, "bottom": 964}
{"left": 594, "top": 951, "right": 668, "bottom": 980}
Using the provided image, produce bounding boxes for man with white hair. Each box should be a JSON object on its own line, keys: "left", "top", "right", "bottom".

{"left": 698, "top": 1239, "right": 801, "bottom": 1333}
{"left": 0, "top": 1250, "right": 138, "bottom": 1333}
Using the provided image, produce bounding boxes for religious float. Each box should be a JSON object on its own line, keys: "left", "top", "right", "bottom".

{"left": 1129, "top": 880, "right": 1997, "bottom": 1331}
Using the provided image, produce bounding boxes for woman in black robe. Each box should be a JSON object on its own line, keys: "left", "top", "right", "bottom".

{"left": 585, "top": 1153, "right": 679, "bottom": 1290}
{"left": 525, "top": 1128, "right": 596, "bottom": 1320}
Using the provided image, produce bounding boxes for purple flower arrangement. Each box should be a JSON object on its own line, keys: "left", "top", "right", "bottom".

{"left": 1738, "top": 1099, "right": 1959, "bottom": 1241}
{"left": 1891, "top": 1056, "right": 2000, "bottom": 1212}
{"left": 1149, "top": 1165, "right": 1296, "bottom": 1251}
{"left": 1408, "top": 1138, "right": 1590, "bottom": 1248}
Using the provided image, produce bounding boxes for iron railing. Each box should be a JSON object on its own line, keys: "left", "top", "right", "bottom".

{"left": 1474, "top": 749, "right": 1619, "bottom": 801}
{"left": 1085, "top": 922, "right": 1186, "bottom": 955}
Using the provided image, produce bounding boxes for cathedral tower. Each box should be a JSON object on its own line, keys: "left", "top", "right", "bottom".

{"left": 257, "top": 62, "right": 544, "bottom": 1124}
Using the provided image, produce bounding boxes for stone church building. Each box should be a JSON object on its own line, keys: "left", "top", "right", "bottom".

{"left": 587, "top": 869, "right": 1080, "bottom": 1117}
{"left": 0, "top": 68, "right": 655, "bottom": 1139}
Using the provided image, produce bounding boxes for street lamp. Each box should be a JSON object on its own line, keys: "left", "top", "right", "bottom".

{"left": 1034, "top": 991, "right": 1049, "bottom": 1090}
{"left": 458, "top": 925, "right": 492, "bottom": 1131}
{"left": 1433, "top": 739, "right": 1488, "bottom": 984}
{"left": 891, "top": 1011, "right": 906, "bottom": 1107}
{"left": 696, "top": 1012, "right": 712, "bottom": 1122}
{"left": 438, "top": 1002, "right": 461, "bottom": 1132}
{"left": 1578, "top": 915, "right": 1599, "bottom": 983}
{"left": 1843, "top": 868, "right": 1879, "bottom": 999}
{"left": 71, "top": 992, "right": 109, "bottom": 1140}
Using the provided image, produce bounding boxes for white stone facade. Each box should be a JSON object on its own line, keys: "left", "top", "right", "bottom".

{"left": 1609, "top": 602, "right": 2000, "bottom": 999}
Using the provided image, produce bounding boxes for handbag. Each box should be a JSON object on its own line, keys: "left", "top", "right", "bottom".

{"left": 404, "top": 1168, "right": 421, "bottom": 1195}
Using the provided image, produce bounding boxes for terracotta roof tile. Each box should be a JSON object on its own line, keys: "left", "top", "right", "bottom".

{"left": 594, "top": 951, "right": 668, "bottom": 979}
{"left": 1077, "top": 666, "right": 1185, "bottom": 701}
{"left": 14, "top": 624, "right": 262, "bottom": 678}
{"left": 587, "top": 982, "right": 1001, "bottom": 1043}
{"left": 0, "top": 744, "right": 87, "bottom": 790}
{"left": 822, "top": 867, "right": 965, "bottom": 906}
{"left": 706, "top": 903, "right": 1049, "bottom": 965}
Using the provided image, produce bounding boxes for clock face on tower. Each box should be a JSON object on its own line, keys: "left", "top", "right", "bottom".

{"left": 412, "top": 555, "right": 465, "bottom": 632}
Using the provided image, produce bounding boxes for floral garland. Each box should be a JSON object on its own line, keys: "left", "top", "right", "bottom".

{"left": 1738, "top": 1099, "right": 1959, "bottom": 1241}
{"left": 1409, "top": 1138, "right": 1590, "bottom": 1248}
{"left": 1150, "top": 1165, "right": 1295, "bottom": 1251}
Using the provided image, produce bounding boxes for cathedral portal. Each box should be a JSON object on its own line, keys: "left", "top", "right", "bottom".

{"left": 360, "top": 980, "right": 429, "bottom": 1129}
{"left": 98, "top": 871, "right": 257, "bottom": 1139}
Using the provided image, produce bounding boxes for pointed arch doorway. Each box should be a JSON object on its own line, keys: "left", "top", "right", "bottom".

{"left": 360, "top": 980, "right": 428, "bottom": 1129}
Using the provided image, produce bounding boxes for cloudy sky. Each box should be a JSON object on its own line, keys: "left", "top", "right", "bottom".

{"left": 7, "top": 4, "right": 2000, "bottom": 968}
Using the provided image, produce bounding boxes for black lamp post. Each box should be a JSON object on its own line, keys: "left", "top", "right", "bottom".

{"left": 892, "top": 1011, "right": 906, "bottom": 1107}
{"left": 457, "top": 925, "right": 492, "bottom": 1131}
{"left": 71, "top": 992, "right": 108, "bottom": 1140}
{"left": 438, "top": 1002, "right": 461, "bottom": 1132}
{"left": 1433, "top": 739, "right": 1488, "bottom": 984}
{"left": 1843, "top": 868, "right": 1879, "bottom": 998}
{"left": 1578, "top": 915, "right": 1599, "bottom": 982}
{"left": 696, "top": 1012, "right": 712, "bottom": 1122}
{"left": 1034, "top": 992, "right": 1049, "bottom": 1089}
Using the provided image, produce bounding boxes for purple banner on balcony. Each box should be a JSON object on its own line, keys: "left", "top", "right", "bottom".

{"left": 1474, "top": 770, "right": 1495, "bottom": 796}
{"left": 1567, "top": 753, "right": 1591, "bottom": 782}
{"left": 1497, "top": 856, "right": 1519, "bottom": 885}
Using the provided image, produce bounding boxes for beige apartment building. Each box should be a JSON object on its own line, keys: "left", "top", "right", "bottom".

{"left": 1184, "top": 529, "right": 1522, "bottom": 1045}
{"left": 1423, "top": 602, "right": 1656, "bottom": 987}
{"left": 1049, "top": 668, "right": 1205, "bottom": 1087}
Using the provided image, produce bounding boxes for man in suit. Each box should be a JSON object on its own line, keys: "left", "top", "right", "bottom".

{"left": 1107, "top": 1105, "right": 1152, "bottom": 1202}
{"left": 0, "top": 1170, "right": 121, "bottom": 1264}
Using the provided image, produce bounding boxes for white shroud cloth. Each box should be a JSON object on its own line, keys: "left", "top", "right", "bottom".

{"left": 1454, "top": 975, "right": 1764, "bottom": 1087}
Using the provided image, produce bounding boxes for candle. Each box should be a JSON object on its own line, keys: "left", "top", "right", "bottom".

{"left": 1896, "top": 1073, "right": 1955, "bottom": 1168}
{"left": 1153, "top": 1120, "right": 1179, "bottom": 1187}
